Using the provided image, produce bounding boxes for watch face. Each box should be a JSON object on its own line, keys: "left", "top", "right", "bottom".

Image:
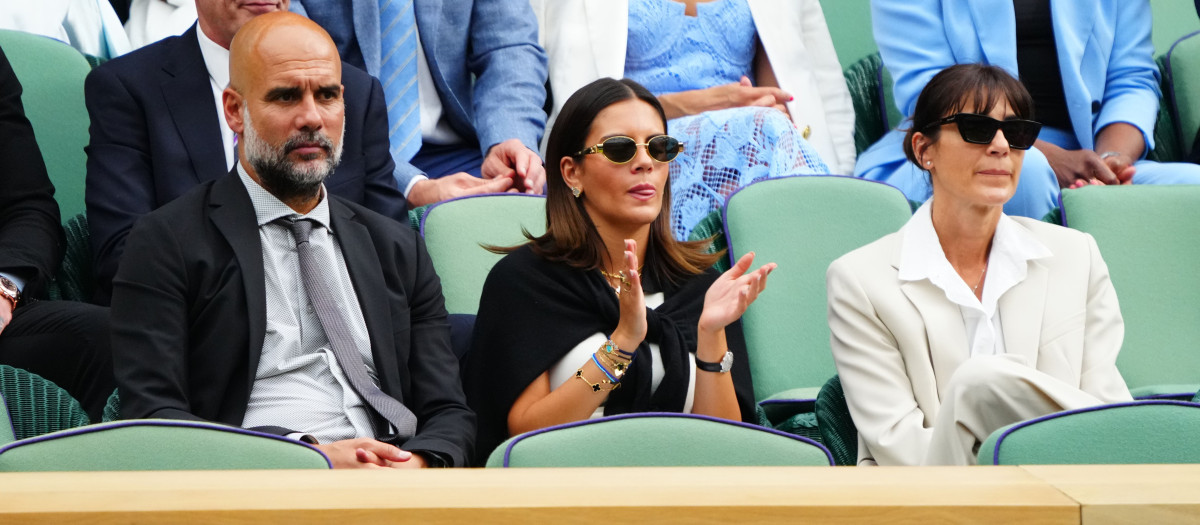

{"left": 0, "top": 277, "right": 17, "bottom": 297}
{"left": 721, "top": 351, "right": 734, "bottom": 371}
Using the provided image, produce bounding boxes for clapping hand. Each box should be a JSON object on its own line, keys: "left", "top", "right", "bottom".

{"left": 699, "top": 252, "right": 776, "bottom": 333}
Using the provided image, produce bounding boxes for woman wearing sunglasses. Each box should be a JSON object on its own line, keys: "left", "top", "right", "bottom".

{"left": 828, "top": 64, "right": 1132, "bottom": 466}
{"left": 856, "top": 0, "right": 1200, "bottom": 221}
{"left": 532, "top": 0, "right": 851, "bottom": 240}
{"left": 465, "top": 78, "right": 775, "bottom": 463}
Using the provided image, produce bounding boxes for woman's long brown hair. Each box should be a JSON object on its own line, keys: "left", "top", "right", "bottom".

{"left": 492, "top": 78, "right": 722, "bottom": 286}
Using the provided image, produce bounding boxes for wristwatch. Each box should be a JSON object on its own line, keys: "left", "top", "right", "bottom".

{"left": 696, "top": 351, "right": 733, "bottom": 373}
{"left": 0, "top": 276, "right": 20, "bottom": 309}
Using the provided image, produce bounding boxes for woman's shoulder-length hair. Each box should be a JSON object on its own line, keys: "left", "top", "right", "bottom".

{"left": 493, "top": 77, "right": 723, "bottom": 286}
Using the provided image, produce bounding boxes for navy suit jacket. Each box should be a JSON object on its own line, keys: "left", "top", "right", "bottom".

{"left": 111, "top": 172, "right": 475, "bottom": 467}
{"left": 84, "top": 24, "right": 407, "bottom": 305}
{"left": 292, "top": 0, "right": 548, "bottom": 181}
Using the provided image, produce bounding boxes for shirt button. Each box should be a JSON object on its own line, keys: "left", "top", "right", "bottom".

{"left": 802, "top": 125, "right": 812, "bottom": 139}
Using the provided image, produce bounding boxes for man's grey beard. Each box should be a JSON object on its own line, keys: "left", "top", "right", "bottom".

{"left": 242, "top": 109, "right": 345, "bottom": 202}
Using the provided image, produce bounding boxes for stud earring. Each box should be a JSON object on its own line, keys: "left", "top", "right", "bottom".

{"left": 571, "top": 186, "right": 582, "bottom": 198}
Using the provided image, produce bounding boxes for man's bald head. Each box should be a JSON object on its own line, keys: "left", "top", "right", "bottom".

{"left": 222, "top": 11, "right": 346, "bottom": 211}
{"left": 229, "top": 12, "right": 341, "bottom": 95}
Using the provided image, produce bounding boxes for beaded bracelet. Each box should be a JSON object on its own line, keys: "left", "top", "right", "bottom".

{"left": 575, "top": 368, "right": 619, "bottom": 392}
{"left": 600, "top": 338, "right": 637, "bottom": 361}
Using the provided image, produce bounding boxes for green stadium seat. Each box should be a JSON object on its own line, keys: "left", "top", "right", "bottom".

{"left": 843, "top": 52, "right": 899, "bottom": 156}
{"left": 815, "top": 375, "right": 857, "bottom": 466}
{"left": 722, "top": 176, "right": 911, "bottom": 408}
{"left": 0, "top": 365, "right": 89, "bottom": 443}
{"left": 1163, "top": 30, "right": 1200, "bottom": 161}
{"left": 978, "top": 400, "right": 1200, "bottom": 465}
{"left": 0, "top": 419, "right": 331, "bottom": 471}
{"left": 46, "top": 213, "right": 93, "bottom": 302}
{"left": 101, "top": 388, "right": 119, "bottom": 423}
{"left": 686, "top": 209, "right": 730, "bottom": 272}
{"left": 818, "top": 0, "right": 875, "bottom": 69}
{"left": 420, "top": 194, "right": 546, "bottom": 315}
{"left": 1060, "top": 185, "right": 1200, "bottom": 398}
{"left": 0, "top": 30, "right": 91, "bottom": 219}
{"left": 1150, "top": 55, "right": 1185, "bottom": 162}
{"left": 487, "top": 412, "right": 833, "bottom": 467}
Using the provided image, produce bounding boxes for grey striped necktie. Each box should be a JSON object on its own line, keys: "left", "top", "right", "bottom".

{"left": 281, "top": 218, "right": 418, "bottom": 439}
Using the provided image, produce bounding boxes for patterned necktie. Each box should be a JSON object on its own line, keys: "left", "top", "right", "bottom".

{"left": 379, "top": 0, "right": 422, "bottom": 162}
{"left": 281, "top": 218, "right": 419, "bottom": 439}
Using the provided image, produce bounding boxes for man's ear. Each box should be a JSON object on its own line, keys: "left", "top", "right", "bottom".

{"left": 560, "top": 156, "right": 582, "bottom": 192}
{"left": 223, "top": 88, "right": 245, "bottom": 135}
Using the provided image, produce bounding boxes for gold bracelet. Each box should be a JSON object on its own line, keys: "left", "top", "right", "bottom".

{"left": 594, "top": 350, "right": 628, "bottom": 378}
{"left": 575, "top": 368, "right": 620, "bottom": 392}
{"left": 599, "top": 338, "right": 636, "bottom": 361}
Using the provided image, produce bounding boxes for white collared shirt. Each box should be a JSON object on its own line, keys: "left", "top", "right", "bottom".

{"left": 897, "top": 201, "right": 1052, "bottom": 357}
{"left": 237, "top": 165, "right": 378, "bottom": 443}
{"left": 197, "top": 27, "right": 237, "bottom": 172}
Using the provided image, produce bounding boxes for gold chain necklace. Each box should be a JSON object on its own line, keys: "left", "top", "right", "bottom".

{"left": 972, "top": 264, "right": 988, "bottom": 293}
{"left": 600, "top": 265, "right": 644, "bottom": 295}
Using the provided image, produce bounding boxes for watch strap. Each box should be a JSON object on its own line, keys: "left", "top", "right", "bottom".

{"left": 695, "top": 351, "right": 732, "bottom": 373}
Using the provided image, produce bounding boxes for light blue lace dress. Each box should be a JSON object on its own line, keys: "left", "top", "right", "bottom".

{"left": 625, "top": 0, "right": 829, "bottom": 240}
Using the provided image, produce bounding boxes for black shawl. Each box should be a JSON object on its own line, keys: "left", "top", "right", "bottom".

{"left": 464, "top": 245, "right": 755, "bottom": 463}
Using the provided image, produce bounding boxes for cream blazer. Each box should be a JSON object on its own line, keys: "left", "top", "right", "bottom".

{"left": 529, "top": 0, "right": 856, "bottom": 175}
{"left": 826, "top": 217, "right": 1132, "bottom": 466}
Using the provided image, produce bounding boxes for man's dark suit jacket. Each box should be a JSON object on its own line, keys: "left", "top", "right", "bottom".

{"left": 85, "top": 24, "right": 407, "bottom": 305}
{"left": 110, "top": 172, "right": 473, "bottom": 467}
{"left": 0, "top": 47, "right": 63, "bottom": 295}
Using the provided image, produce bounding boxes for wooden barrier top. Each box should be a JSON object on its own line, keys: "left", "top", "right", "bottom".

{"left": 0, "top": 464, "right": 1196, "bottom": 524}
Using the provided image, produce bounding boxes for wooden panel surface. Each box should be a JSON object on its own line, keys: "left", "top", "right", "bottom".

{"left": 1023, "top": 464, "right": 1200, "bottom": 525}
{"left": 0, "top": 466, "right": 1078, "bottom": 524}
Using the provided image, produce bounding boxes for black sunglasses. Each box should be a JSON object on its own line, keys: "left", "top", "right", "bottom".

{"left": 923, "top": 113, "right": 1042, "bottom": 150}
{"left": 575, "top": 135, "right": 684, "bottom": 164}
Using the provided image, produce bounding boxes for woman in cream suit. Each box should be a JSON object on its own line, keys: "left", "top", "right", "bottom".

{"left": 531, "top": 0, "right": 855, "bottom": 239}
{"left": 827, "top": 64, "right": 1131, "bottom": 466}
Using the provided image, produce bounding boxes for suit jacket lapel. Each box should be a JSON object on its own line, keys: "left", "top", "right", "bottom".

{"left": 964, "top": 1, "right": 1017, "bottom": 71}
{"left": 162, "top": 25, "right": 227, "bottom": 185}
{"left": 899, "top": 277, "right": 969, "bottom": 397}
{"left": 207, "top": 173, "right": 268, "bottom": 383}
{"left": 352, "top": 0, "right": 382, "bottom": 77}
{"left": 415, "top": 0, "right": 442, "bottom": 74}
{"left": 584, "top": 0, "right": 628, "bottom": 78}
{"left": 1049, "top": 0, "right": 1096, "bottom": 148}
{"left": 999, "top": 260, "right": 1048, "bottom": 366}
{"left": 331, "top": 203, "right": 401, "bottom": 400}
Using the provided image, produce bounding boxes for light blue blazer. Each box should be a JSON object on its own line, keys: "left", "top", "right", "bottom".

{"left": 857, "top": 0, "right": 1161, "bottom": 178}
{"left": 292, "top": 0, "right": 549, "bottom": 187}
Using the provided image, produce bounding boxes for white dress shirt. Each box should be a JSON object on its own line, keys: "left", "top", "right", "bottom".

{"left": 196, "top": 28, "right": 237, "bottom": 172}
{"left": 237, "top": 166, "right": 378, "bottom": 444}
{"left": 897, "top": 201, "right": 1052, "bottom": 357}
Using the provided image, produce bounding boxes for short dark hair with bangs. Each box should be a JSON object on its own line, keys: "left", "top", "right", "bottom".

{"left": 903, "top": 63, "right": 1035, "bottom": 165}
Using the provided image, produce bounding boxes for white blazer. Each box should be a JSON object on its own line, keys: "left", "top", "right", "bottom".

{"left": 826, "top": 217, "right": 1132, "bottom": 466}
{"left": 530, "top": 0, "right": 856, "bottom": 175}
